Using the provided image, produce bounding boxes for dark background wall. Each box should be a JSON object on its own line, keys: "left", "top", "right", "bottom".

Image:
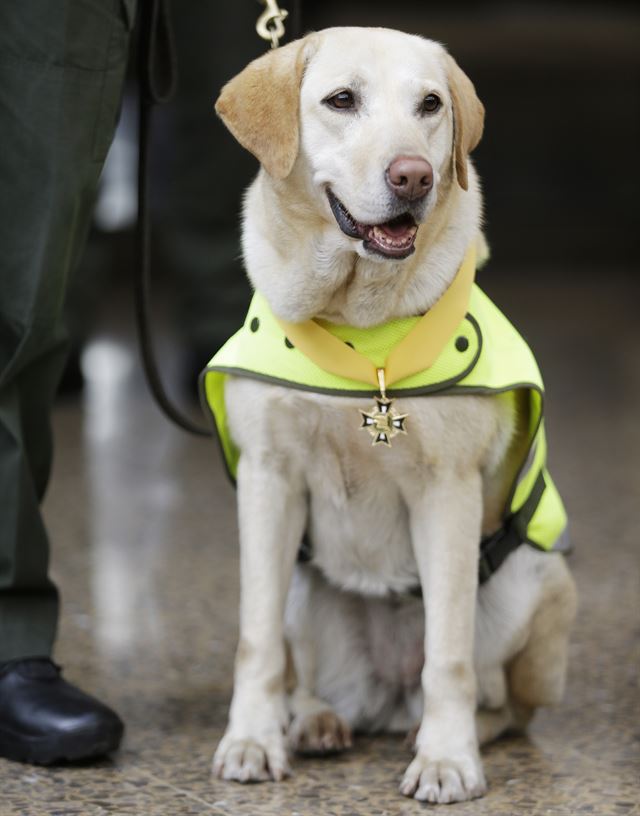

{"left": 297, "top": 1, "right": 639, "bottom": 273}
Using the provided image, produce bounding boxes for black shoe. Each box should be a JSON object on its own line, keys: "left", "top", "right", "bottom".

{"left": 0, "top": 657, "right": 124, "bottom": 765}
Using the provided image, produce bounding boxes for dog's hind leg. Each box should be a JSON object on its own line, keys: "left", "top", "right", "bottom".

{"left": 475, "top": 702, "right": 533, "bottom": 745}
{"left": 507, "top": 556, "right": 577, "bottom": 711}
{"left": 473, "top": 555, "right": 576, "bottom": 746}
{"left": 288, "top": 687, "right": 353, "bottom": 755}
{"left": 285, "top": 567, "right": 353, "bottom": 755}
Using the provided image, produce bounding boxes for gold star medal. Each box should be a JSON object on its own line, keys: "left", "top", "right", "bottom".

{"left": 360, "top": 368, "right": 408, "bottom": 446}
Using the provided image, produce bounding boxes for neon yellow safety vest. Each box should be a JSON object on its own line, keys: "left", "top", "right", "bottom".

{"left": 201, "top": 284, "right": 569, "bottom": 584}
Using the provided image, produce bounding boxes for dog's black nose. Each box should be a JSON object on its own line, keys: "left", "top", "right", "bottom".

{"left": 386, "top": 156, "right": 433, "bottom": 201}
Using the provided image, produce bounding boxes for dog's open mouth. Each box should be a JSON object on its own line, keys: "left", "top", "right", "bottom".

{"left": 327, "top": 189, "right": 418, "bottom": 260}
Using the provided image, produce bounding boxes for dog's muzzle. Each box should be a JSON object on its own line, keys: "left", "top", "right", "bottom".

{"left": 327, "top": 188, "right": 419, "bottom": 260}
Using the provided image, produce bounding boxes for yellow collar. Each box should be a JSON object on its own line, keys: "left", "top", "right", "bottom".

{"left": 275, "top": 245, "right": 477, "bottom": 392}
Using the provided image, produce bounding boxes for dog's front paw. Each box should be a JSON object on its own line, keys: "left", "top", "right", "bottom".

{"left": 212, "top": 731, "right": 291, "bottom": 783}
{"left": 399, "top": 750, "right": 487, "bottom": 804}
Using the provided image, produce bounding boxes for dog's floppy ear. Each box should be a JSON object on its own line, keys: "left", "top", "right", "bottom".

{"left": 215, "top": 37, "right": 313, "bottom": 180}
{"left": 443, "top": 53, "right": 485, "bottom": 191}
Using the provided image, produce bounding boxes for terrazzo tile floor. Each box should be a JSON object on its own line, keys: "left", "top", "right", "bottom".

{"left": 1, "top": 270, "right": 638, "bottom": 814}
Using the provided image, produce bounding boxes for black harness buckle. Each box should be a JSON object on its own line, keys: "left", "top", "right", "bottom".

{"left": 478, "top": 515, "right": 523, "bottom": 585}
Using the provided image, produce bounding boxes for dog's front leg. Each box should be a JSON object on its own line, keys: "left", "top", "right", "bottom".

{"left": 213, "top": 454, "right": 307, "bottom": 783}
{"left": 400, "top": 470, "right": 487, "bottom": 803}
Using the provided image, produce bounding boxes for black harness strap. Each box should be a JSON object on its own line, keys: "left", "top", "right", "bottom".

{"left": 477, "top": 470, "right": 547, "bottom": 584}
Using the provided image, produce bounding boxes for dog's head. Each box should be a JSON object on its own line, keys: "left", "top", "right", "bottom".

{"left": 216, "top": 27, "right": 483, "bottom": 263}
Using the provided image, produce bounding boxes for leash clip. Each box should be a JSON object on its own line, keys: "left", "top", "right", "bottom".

{"left": 256, "top": 0, "right": 289, "bottom": 49}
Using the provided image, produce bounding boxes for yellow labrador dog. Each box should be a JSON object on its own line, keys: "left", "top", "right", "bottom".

{"left": 211, "top": 27, "right": 576, "bottom": 803}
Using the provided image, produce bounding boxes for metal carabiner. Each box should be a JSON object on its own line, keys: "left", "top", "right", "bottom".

{"left": 256, "top": 0, "right": 289, "bottom": 49}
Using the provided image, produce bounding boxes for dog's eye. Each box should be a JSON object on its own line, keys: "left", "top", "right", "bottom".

{"left": 421, "top": 94, "right": 442, "bottom": 114}
{"left": 324, "top": 90, "right": 356, "bottom": 110}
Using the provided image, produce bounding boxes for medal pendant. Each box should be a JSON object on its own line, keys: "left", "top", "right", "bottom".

{"left": 359, "top": 368, "right": 408, "bottom": 447}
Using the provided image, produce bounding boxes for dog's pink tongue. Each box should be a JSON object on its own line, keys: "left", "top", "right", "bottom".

{"left": 380, "top": 221, "right": 413, "bottom": 238}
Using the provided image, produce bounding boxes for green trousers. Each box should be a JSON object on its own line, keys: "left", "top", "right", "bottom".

{"left": 0, "top": 0, "right": 134, "bottom": 661}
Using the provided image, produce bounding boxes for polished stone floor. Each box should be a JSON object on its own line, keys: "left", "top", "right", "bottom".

{"left": 1, "top": 270, "right": 639, "bottom": 815}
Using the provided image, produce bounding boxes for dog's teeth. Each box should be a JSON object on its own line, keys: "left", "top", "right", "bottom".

{"left": 371, "top": 225, "right": 417, "bottom": 248}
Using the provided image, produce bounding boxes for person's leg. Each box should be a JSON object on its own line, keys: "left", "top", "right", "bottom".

{"left": 0, "top": 0, "right": 135, "bottom": 763}
{"left": 0, "top": 0, "right": 134, "bottom": 662}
